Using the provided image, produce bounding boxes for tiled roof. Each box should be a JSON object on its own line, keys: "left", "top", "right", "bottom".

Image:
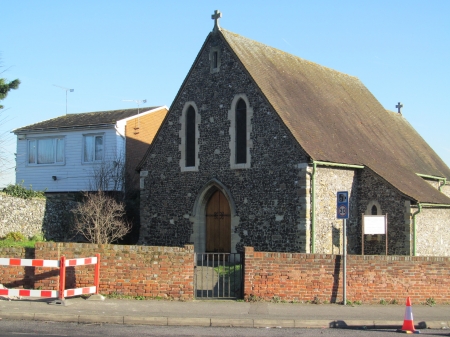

{"left": 221, "top": 29, "right": 450, "bottom": 204}
{"left": 13, "top": 107, "right": 162, "bottom": 133}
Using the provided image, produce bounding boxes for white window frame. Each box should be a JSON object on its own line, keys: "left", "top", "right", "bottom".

{"left": 83, "top": 133, "right": 105, "bottom": 164}
{"left": 27, "top": 136, "right": 65, "bottom": 166}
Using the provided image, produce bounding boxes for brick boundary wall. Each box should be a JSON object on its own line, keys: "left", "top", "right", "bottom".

{"left": 243, "top": 247, "right": 450, "bottom": 304}
{"left": 0, "top": 247, "right": 32, "bottom": 289}
{"left": 0, "top": 243, "right": 194, "bottom": 300}
{"left": 2, "top": 244, "right": 450, "bottom": 303}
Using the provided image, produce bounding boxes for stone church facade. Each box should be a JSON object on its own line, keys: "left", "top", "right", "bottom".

{"left": 138, "top": 12, "right": 450, "bottom": 256}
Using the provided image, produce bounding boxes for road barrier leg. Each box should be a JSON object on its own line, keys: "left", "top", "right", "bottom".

{"left": 59, "top": 256, "right": 66, "bottom": 301}
{"left": 94, "top": 253, "right": 100, "bottom": 294}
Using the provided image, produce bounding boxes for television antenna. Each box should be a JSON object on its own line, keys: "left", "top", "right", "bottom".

{"left": 53, "top": 85, "right": 74, "bottom": 115}
{"left": 122, "top": 99, "right": 147, "bottom": 115}
{"left": 123, "top": 99, "right": 147, "bottom": 134}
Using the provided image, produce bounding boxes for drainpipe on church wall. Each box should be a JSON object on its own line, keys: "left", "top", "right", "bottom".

{"left": 411, "top": 203, "right": 422, "bottom": 257}
{"left": 416, "top": 173, "right": 447, "bottom": 192}
{"left": 311, "top": 161, "right": 317, "bottom": 254}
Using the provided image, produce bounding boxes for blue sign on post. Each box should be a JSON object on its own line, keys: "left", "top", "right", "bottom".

{"left": 336, "top": 191, "right": 349, "bottom": 219}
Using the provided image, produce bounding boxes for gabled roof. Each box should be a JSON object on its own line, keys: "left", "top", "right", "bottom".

{"left": 220, "top": 29, "right": 450, "bottom": 204}
{"left": 13, "top": 107, "right": 162, "bottom": 133}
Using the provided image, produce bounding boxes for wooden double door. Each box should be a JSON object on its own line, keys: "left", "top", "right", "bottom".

{"left": 205, "top": 190, "right": 231, "bottom": 253}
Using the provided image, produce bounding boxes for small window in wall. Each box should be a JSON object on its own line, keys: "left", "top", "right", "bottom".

{"left": 365, "top": 200, "right": 382, "bottom": 216}
{"left": 83, "top": 134, "right": 104, "bottom": 163}
{"left": 185, "top": 106, "right": 196, "bottom": 167}
{"left": 28, "top": 137, "right": 65, "bottom": 165}
{"left": 371, "top": 205, "right": 378, "bottom": 215}
{"left": 235, "top": 99, "right": 247, "bottom": 164}
{"left": 210, "top": 47, "right": 221, "bottom": 73}
{"left": 213, "top": 51, "right": 218, "bottom": 69}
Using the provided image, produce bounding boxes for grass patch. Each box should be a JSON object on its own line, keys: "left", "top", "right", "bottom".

{"left": 0, "top": 232, "right": 46, "bottom": 248}
{"left": 426, "top": 297, "right": 436, "bottom": 306}
{"left": 214, "top": 263, "right": 243, "bottom": 297}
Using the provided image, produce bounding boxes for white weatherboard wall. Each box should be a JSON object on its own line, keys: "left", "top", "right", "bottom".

{"left": 15, "top": 128, "right": 124, "bottom": 192}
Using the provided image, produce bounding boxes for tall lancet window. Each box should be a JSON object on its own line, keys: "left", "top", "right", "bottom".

{"left": 186, "top": 106, "right": 196, "bottom": 167}
{"left": 229, "top": 94, "right": 253, "bottom": 169}
{"left": 235, "top": 99, "right": 247, "bottom": 164}
{"left": 180, "top": 102, "right": 199, "bottom": 172}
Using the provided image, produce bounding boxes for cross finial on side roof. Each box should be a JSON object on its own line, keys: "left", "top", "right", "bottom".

{"left": 396, "top": 102, "right": 403, "bottom": 114}
{"left": 211, "top": 10, "right": 222, "bottom": 32}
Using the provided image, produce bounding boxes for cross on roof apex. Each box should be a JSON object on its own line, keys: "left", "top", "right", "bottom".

{"left": 396, "top": 102, "right": 403, "bottom": 114}
{"left": 211, "top": 10, "right": 222, "bottom": 33}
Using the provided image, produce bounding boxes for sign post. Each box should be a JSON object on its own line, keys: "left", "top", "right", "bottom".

{"left": 336, "top": 191, "right": 349, "bottom": 306}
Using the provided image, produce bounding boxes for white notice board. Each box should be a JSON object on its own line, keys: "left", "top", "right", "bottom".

{"left": 363, "top": 215, "right": 386, "bottom": 234}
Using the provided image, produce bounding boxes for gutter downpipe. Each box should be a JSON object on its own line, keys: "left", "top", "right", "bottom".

{"left": 311, "top": 161, "right": 317, "bottom": 253}
{"left": 416, "top": 173, "right": 447, "bottom": 192}
{"left": 411, "top": 203, "right": 422, "bottom": 257}
{"left": 310, "top": 161, "right": 364, "bottom": 254}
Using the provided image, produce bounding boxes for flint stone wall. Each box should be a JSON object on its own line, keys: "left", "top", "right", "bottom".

{"left": 0, "top": 193, "right": 77, "bottom": 241}
{"left": 415, "top": 207, "right": 450, "bottom": 256}
{"left": 139, "top": 32, "right": 310, "bottom": 252}
{"left": 314, "top": 167, "right": 358, "bottom": 255}
{"left": 356, "top": 169, "right": 412, "bottom": 255}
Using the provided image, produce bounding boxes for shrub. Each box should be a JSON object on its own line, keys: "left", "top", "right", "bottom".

{"left": 3, "top": 181, "right": 46, "bottom": 199}
{"left": 4, "top": 232, "right": 25, "bottom": 242}
{"left": 72, "top": 190, "right": 131, "bottom": 244}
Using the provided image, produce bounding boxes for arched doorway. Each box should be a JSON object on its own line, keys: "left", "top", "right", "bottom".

{"left": 205, "top": 190, "right": 231, "bottom": 253}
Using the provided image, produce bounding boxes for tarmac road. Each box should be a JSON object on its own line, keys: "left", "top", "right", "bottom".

{"left": 1, "top": 320, "right": 450, "bottom": 337}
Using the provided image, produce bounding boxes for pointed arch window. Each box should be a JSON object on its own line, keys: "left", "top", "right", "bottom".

{"left": 179, "top": 102, "right": 199, "bottom": 171}
{"left": 371, "top": 205, "right": 378, "bottom": 215}
{"left": 229, "top": 94, "right": 253, "bottom": 169}
{"left": 185, "top": 106, "right": 196, "bottom": 167}
{"left": 235, "top": 99, "right": 247, "bottom": 164}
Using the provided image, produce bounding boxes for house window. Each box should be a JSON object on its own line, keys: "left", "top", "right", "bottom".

{"left": 28, "top": 137, "right": 65, "bottom": 165}
{"left": 229, "top": 94, "right": 253, "bottom": 169}
{"left": 83, "top": 134, "right": 104, "bottom": 163}
{"left": 185, "top": 106, "right": 196, "bottom": 167}
{"left": 179, "top": 102, "right": 199, "bottom": 172}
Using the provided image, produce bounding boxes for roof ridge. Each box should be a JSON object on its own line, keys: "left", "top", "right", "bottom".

{"left": 220, "top": 29, "right": 359, "bottom": 81}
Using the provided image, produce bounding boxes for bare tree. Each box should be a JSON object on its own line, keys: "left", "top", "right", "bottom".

{"left": 72, "top": 190, "right": 131, "bottom": 244}
{"left": 89, "top": 156, "right": 126, "bottom": 194}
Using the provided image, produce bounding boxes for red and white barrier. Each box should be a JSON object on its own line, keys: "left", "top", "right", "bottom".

{"left": 0, "top": 288, "right": 58, "bottom": 298}
{"left": 0, "top": 254, "right": 100, "bottom": 301}
{"left": 65, "top": 256, "right": 97, "bottom": 266}
{"left": 0, "top": 258, "right": 59, "bottom": 267}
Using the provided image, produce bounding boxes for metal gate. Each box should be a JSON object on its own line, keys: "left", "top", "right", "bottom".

{"left": 194, "top": 253, "right": 243, "bottom": 299}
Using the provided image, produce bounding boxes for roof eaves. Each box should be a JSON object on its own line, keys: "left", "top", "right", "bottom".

{"left": 14, "top": 123, "right": 116, "bottom": 134}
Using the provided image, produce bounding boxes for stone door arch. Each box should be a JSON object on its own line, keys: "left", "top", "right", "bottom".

{"left": 190, "top": 179, "right": 240, "bottom": 253}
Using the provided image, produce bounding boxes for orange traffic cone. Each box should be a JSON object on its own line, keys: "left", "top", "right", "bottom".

{"left": 397, "top": 297, "right": 420, "bottom": 334}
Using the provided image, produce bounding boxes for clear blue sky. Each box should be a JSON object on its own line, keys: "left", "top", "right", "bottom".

{"left": 1, "top": 0, "right": 449, "bottom": 187}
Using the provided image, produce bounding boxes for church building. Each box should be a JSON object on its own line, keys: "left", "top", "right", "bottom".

{"left": 138, "top": 11, "right": 450, "bottom": 256}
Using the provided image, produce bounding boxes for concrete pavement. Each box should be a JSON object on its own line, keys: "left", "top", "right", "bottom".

{"left": 1, "top": 296, "right": 450, "bottom": 329}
